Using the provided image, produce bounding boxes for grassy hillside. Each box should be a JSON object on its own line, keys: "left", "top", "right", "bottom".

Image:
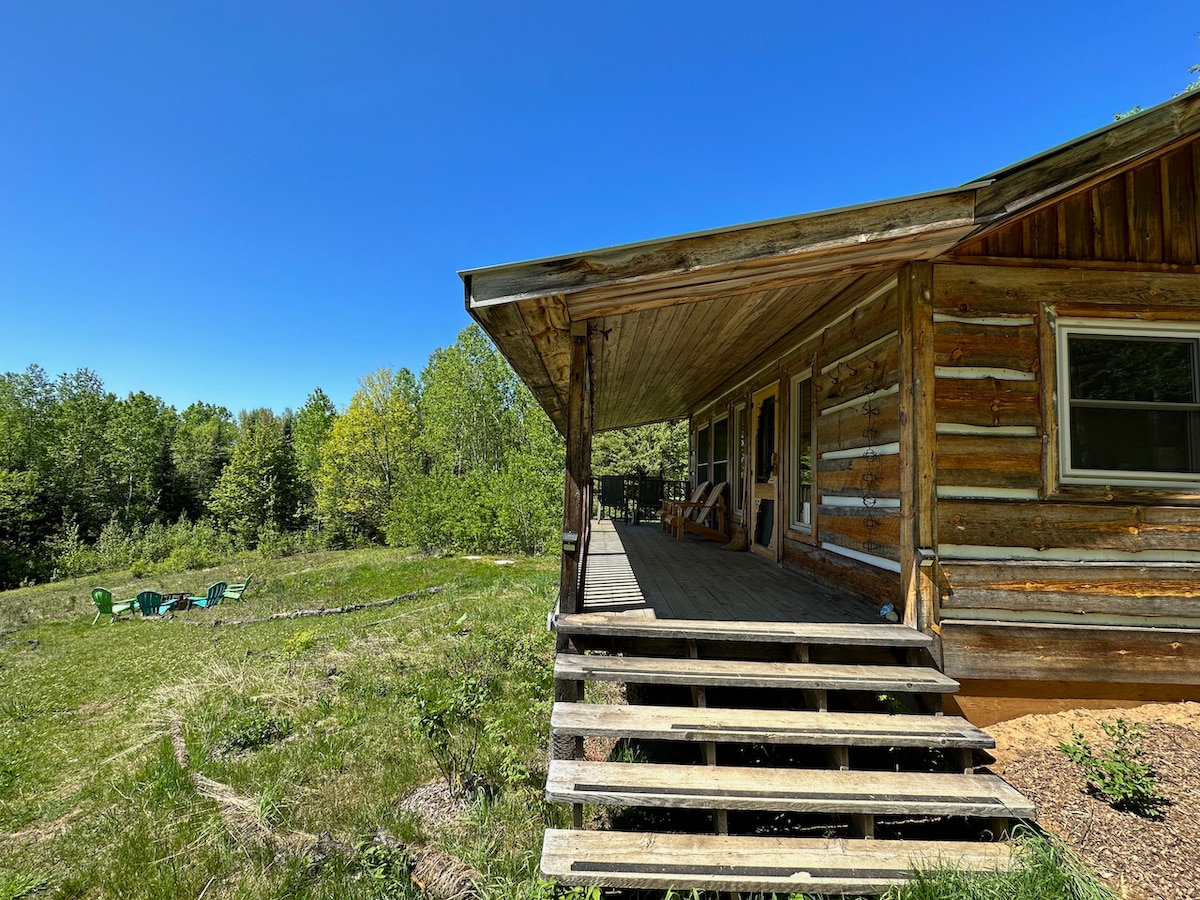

{"left": 0, "top": 549, "right": 565, "bottom": 899}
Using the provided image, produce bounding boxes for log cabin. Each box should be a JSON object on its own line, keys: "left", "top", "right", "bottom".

{"left": 460, "top": 91, "right": 1200, "bottom": 893}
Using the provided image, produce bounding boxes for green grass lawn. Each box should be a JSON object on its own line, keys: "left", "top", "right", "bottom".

{"left": 0, "top": 548, "right": 566, "bottom": 899}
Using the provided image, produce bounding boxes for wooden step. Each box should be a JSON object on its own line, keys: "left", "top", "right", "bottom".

{"left": 541, "top": 829, "right": 1012, "bottom": 894}
{"left": 551, "top": 703, "right": 995, "bottom": 749}
{"left": 547, "top": 760, "right": 1034, "bottom": 818}
{"left": 555, "top": 613, "right": 931, "bottom": 648}
{"left": 556, "top": 654, "right": 959, "bottom": 693}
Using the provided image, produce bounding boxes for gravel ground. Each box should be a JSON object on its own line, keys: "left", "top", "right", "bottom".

{"left": 987, "top": 702, "right": 1200, "bottom": 900}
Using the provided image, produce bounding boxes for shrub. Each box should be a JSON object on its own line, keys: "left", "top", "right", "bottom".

{"left": 217, "top": 699, "right": 294, "bottom": 753}
{"left": 1058, "top": 718, "right": 1166, "bottom": 818}
{"left": 407, "top": 648, "right": 494, "bottom": 797}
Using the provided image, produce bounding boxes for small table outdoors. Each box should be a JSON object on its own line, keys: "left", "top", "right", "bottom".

{"left": 161, "top": 592, "right": 192, "bottom": 612}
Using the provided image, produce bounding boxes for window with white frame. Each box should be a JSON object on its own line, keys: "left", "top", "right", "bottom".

{"left": 1058, "top": 319, "right": 1200, "bottom": 487}
{"left": 790, "top": 371, "right": 813, "bottom": 529}
{"left": 696, "top": 424, "right": 710, "bottom": 486}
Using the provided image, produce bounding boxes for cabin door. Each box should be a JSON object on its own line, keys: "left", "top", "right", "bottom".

{"left": 750, "top": 383, "right": 780, "bottom": 561}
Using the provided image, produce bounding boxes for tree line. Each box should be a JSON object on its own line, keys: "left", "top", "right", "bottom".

{"left": 0, "top": 326, "right": 566, "bottom": 588}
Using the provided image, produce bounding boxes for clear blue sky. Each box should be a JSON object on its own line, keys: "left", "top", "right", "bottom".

{"left": 1, "top": 1, "right": 1196, "bottom": 415}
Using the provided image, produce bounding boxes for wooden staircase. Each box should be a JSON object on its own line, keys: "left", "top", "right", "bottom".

{"left": 542, "top": 612, "right": 1035, "bottom": 896}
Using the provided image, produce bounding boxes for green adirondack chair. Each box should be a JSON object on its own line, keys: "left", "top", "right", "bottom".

{"left": 222, "top": 575, "right": 253, "bottom": 602}
{"left": 187, "top": 582, "right": 227, "bottom": 609}
{"left": 135, "top": 590, "right": 171, "bottom": 617}
{"left": 91, "top": 588, "right": 135, "bottom": 624}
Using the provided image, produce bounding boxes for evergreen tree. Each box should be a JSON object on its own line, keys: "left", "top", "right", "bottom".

{"left": 293, "top": 388, "right": 337, "bottom": 522}
{"left": 173, "top": 402, "right": 236, "bottom": 517}
{"left": 210, "top": 409, "right": 301, "bottom": 547}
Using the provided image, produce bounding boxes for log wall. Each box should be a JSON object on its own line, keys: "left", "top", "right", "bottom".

{"left": 931, "top": 261, "right": 1200, "bottom": 686}
{"left": 691, "top": 279, "right": 904, "bottom": 606}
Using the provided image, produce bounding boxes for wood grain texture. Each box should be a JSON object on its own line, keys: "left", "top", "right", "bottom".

{"left": 935, "top": 435, "right": 1042, "bottom": 490}
{"left": 546, "top": 760, "right": 1033, "bottom": 817}
{"left": 940, "top": 560, "right": 1200, "bottom": 616}
{"left": 939, "top": 500, "right": 1200, "bottom": 552}
{"left": 934, "top": 377, "right": 1040, "bottom": 429}
{"left": 541, "top": 829, "right": 1012, "bottom": 893}
{"left": 550, "top": 702, "right": 994, "bottom": 748}
{"left": 557, "top": 611, "right": 927, "bottom": 647}
{"left": 941, "top": 619, "right": 1200, "bottom": 684}
{"left": 555, "top": 654, "right": 958, "bottom": 692}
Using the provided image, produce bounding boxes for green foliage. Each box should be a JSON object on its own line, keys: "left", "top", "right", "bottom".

{"left": 280, "top": 629, "right": 319, "bottom": 660}
{"left": 293, "top": 387, "right": 337, "bottom": 520}
{"left": 216, "top": 699, "right": 294, "bottom": 753}
{"left": 0, "top": 868, "right": 51, "bottom": 900}
{"left": 354, "top": 841, "right": 416, "bottom": 899}
{"left": 1058, "top": 718, "right": 1166, "bottom": 817}
{"left": 386, "top": 326, "right": 563, "bottom": 555}
{"left": 879, "top": 828, "right": 1116, "bottom": 899}
{"left": 592, "top": 419, "right": 688, "bottom": 478}
{"left": 318, "top": 367, "right": 421, "bottom": 544}
{"left": 172, "top": 402, "right": 236, "bottom": 518}
{"left": 210, "top": 408, "right": 302, "bottom": 548}
{"left": 407, "top": 643, "right": 495, "bottom": 797}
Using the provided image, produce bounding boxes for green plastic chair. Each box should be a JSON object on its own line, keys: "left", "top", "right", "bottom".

{"left": 188, "top": 582, "right": 227, "bottom": 609}
{"left": 91, "top": 588, "right": 134, "bottom": 625}
{"left": 222, "top": 575, "right": 253, "bottom": 602}
{"left": 135, "top": 590, "right": 171, "bottom": 617}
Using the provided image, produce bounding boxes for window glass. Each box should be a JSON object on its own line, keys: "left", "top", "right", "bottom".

{"left": 732, "top": 404, "right": 747, "bottom": 513}
{"left": 1062, "top": 328, "right": 1200, "bottom": 482}
{"left": 712, "top": 417, "right": 729, "bottom": 486}
{"left": 696, "top": 425, "right": 710, "bottom": 485}
{"left": 791, "top": 376, "right": 812, "bottom": 529}
{"left": 755, "top": 397, "right": 775, "bottom": 483}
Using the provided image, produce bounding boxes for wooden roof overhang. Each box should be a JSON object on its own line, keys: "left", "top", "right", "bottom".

{"left": 461, "top": 91, "right": 1200, "bottom": 435}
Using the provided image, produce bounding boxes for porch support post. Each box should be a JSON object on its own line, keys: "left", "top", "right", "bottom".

{"left": 559, "top": 320, "right": 592, "bottom": 616}
{"left": 898, "top": 262, "right": 938, "bottom": 640}
{"left": 552, "top": 321, "right": 591, "bottom": 767}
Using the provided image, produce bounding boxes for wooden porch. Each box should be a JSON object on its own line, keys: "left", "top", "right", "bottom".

{"left": 545, "top": 519, "right": 1033, "bottom": 895}
{"left": 581, "top": 518, "right": 881, "bottom": 623}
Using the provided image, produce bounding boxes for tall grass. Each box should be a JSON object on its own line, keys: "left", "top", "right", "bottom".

{"left": 0, "top": 547, "right": 566, "bottom": 899}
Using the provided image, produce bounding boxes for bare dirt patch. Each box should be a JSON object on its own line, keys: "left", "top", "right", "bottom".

{"left": 987, "top": 702, "right": 1200, "bottom": 900}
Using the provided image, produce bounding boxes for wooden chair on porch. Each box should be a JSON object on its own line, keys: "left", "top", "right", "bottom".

{"left": 660, "top": 481, "right": 711, "bottom": 532}
{"left": 672, "top": 482, "right": 729, "bottom": 543}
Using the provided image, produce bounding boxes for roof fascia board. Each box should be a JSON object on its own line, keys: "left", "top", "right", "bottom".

{"left": 974, "top": 90, "right": 1200, "bottom": 220}
{"left": 463, "top": 187, "right": 979, "bottom": 309}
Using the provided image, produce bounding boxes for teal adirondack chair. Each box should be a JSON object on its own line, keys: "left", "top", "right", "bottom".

{"left": 222, "top": 575, "right": 253, "bottom": 602}
{"left": 188, "top": 582, "right": 227, "bottom": 609}
{"left": 91, "top": 588, "right": 134, "bottom": 624}
{"left": 134, "top": 590, "right": 171, "bottom": 617}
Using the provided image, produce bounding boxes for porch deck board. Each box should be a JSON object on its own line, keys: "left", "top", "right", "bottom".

{"left": 582, "top": 519, "right": 879, "bottom": 623}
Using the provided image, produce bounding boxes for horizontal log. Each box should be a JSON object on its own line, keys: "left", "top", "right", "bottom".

{"left": 817, "top": 455, "right": 901, "bottom": 499}
{"left": 933, "top": 322, "right": 1038, "bottom": 372}
{"left": 782, "top": 540, "right": 903, "bottom": 605}
{"left": 934, "top": 263, "right": 1200, "bottom": 316}
{"left": 817, "top": 392, "right": 900, "bottom": 454}
{"left": 940, "top": 619, "right": 1200, "bottom": 684}
{"left": 935, "top": 377, "right": 1040, "bottom": 428}
{"left": 817, "top": 289, "right": 898, "bottom": 367}
{"left": 819, "top": 343, "right": 899, "bottom": 410}
{"left": 935, "top": 435, "right": 1042, "bottom": 490}
{"left": 818, "top": 507, "right": 900, "bottom": 556}
{"left": 939, "top": 560, "right": 1200, "bottom": 616}
{"left": 938, "top": 499, "right": 1200, "bottom": 552}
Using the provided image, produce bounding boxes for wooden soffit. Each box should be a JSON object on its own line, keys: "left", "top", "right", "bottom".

{"left": 462, "top": 91, "right": 1200, "bottom": 434}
